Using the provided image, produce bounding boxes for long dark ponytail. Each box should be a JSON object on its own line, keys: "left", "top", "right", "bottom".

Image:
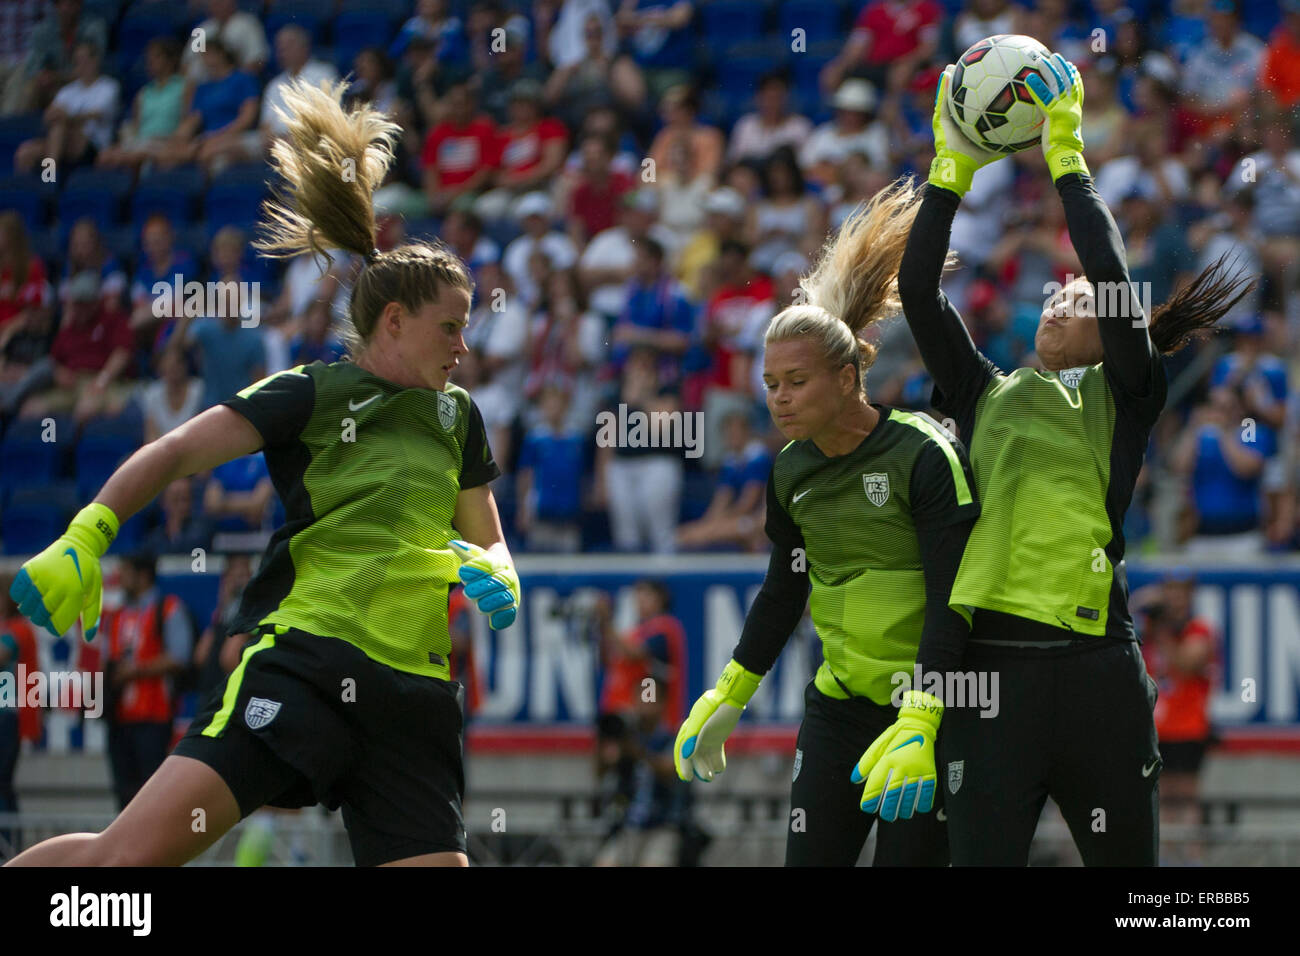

{"left": 1149, "top": 253, "right": 1258, "bottom": 355}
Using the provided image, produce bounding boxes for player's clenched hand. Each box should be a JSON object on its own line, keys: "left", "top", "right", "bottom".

{"left": 929, "top": 64, "right": 1005, "bottom": 197}
{"left": 450, "top": 539, "right": 520, "bottom": 630}
{"left": 674, "top": 659, "right": 762, "bottom": 782}
{"left": 10, "top": 503, "right": 119, "bottom": 642}
{"left": 1024, "top": 52, "right": 1088, "bottom": 180}
{"left": 852, "top": 690, "right": 944, "bottom": 822}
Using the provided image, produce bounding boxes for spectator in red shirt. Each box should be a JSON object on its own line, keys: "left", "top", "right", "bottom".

{"left": 1261, "top": 1, "right": 1300, "bottom": 110}
{"left": 421, "top": 81, "right": 499, "bottom": 215}
{"left": 475, "top": 79, "right": 568, "bottom": 222}
{"left": 822, "top": 0, "right": 942, "bottom": 95}
{"left": 564, "top": 133, "right": 635, "bottom": 244}
{"left": 19, "top": 270, "right": 135, "bottom": 423}
{"left": 1133, "top": 570, "right": 1217, "bottom": 855}
{"left": 700, "top": 240, "right": 773, "bottom": 396}
{"left": 0, "top": 212, "right": 52, "bottom": 358}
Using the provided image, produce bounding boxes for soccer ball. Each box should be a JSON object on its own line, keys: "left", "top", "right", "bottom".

{"left": 948, "top": 34, "right": 1059, "bottom": 154}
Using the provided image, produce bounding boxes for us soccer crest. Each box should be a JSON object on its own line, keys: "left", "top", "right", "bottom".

{"left": 947, "top": 759, "right": 964, "bottom": 795}
{"left": 437, "top": 392, "right": 458, "bottom": 430}
{"left": 244, "top": 697, "right": 282, "bottom": 730}
{"left": 862, "top": 472, "right": 890, "bottom": 507}
{"left": 1058, "top": 367, "right": 1086, "bottom": 389}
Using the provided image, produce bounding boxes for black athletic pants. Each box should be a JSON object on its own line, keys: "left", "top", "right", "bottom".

{"left": 938, "top": 638, "right": 1161, "bottom": 866}
{"left": 786, "top": 681, "right": 949, "bottom": 866}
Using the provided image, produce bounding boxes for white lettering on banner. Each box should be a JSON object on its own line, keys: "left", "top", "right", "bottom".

{"left": 1268, "top": 586, "right": 1300, "bottom": 722}
{"left": 705, "top": 583, "right": 809, "bottom": 722}
{"left": 1209, "top": 586, "right": 1260, "bottom": 724}
{"left": 474, "top": 606, "right": 525, "bottom": 720}
{"left": 527, "top": 590, "right": 595, "bottom": 721}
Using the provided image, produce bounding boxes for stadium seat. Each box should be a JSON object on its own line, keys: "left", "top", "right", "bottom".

{"left": 264, "top": 0, "right": 329, "bottom": 48}
{"left": 131, "top": 166, "right": 205, "bottom": 232}
{"left": 699, "top": 0, "right": 768, "bottom": 59}
{"left": 790, "top": 40, "right": 840, "bottom": 110}
{"left": 205, "top": 164, "right": 270, "bottom": 236}
{"left": 57, "top": 168, "right": 134, "bottom": 241}
{"left": 1, "top": 484, "right": 80, "bottom": 557}
{"left": 83, "top": 0, "right": 125, "bottom": 29}
{"left": 715, "top": 50, "right": 782, "bottom": 120}
{"left": 0, "top": 175, "right": 51, "bottom": 232}
{"left": 116, "top": 2, "right": 187, "bottom": 65}
{"left": 0, "top": 114, "right": 43, "bottom": 177}
{"left": 404, "top": 217, "right": 443, "bottom": 242}
{"left": 0, "top": 418, "right": 66, "bottom": 496}
{"left": 75, "top": 413, "right": 143, "bottom": 501}
{"left": 333, "top": 10, "right": 399, "bottom": 72}
{"left": 777, "top": 0, "right": 847, "bottom": 46}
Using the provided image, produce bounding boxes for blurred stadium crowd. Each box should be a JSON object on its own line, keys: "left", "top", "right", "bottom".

{"left": 0, "top": 0, "right": 1297, "bottom": 562}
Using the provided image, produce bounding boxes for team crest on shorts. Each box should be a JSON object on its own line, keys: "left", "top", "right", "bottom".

{"left": 947, "top": 759, "right": 964, "bottom": 795}
{"left": 792, "top": 748, "right": 803, "bottom": 782}
{"left": 1058, "top": 367, "right": 1086, "bottom": 389}
{"left": 437, "top": 392, "right": 458, "bottom": 430}
{"left": 244, "top": 697, "right": 282, "bottom": 730}
{"left": 862, "top": 472, "right": 890, "bottom": 507}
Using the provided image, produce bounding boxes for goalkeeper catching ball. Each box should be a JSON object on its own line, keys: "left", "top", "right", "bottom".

{"left": 674, "top": 184, "right": 980, "bottom": 866}
{"left": 902, "top": 54, "right": 1254, "bottom": 865}
{"left": 6, "top": 79, "right": 519, "bottom": 867}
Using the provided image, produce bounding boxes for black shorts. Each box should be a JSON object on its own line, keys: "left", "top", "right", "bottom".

{"left": 1159, "top": 739, "right": 1208, "bottom": 774}
{"left": 786, "top": 681, "right": 949, "bottom": 867}
{"left": 173, "top": 625, "right": 467, "bottom": 865}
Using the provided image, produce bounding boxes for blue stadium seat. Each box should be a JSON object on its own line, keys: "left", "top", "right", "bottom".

{"left": 131, "top": 166, "right": 205, "bottom": 232}
{"left": 778, "top": 0, "right": 847, "bottom": 46}
{"left": 0, "top": 418, "right": 66, "bottom": 496}
{"left": 404, "top": 217, "right": 443, "bottom": 242}
{"left": 75, "top": 413, "right": 143, "bottom": 501}
{"left": 0, "top": 114, "right": 43, "bottom": 177}
{"left": 58, "top": 168, "right": 134, "bottom": 241}
{"left": 2, "top": 484, "right": 80, "bottom": 557}
{"left": 333, "top": 10, "right": 399, "bottom": 72}
{"left": 116, "top": 2, "right": 187, "bottom": 65}
{"left": 699, "top": 0, "right": 768, "bottom": 58}
{"left": 205, "top": 164, "right": 270, "bottom": 236}
{"left": 264, "top": 0, "right": 329, "bottom": 48}
{"left": 103, "top": 224, "right": 139, "bottom": 273}
{"left": 0, "top": 175, "right": 51, "bottom": 232}
{"left": 715, "top": 51, "right": 780, "bottom": 119}
{"left": 83, "top": 0, "right": 125, "bottom": 28}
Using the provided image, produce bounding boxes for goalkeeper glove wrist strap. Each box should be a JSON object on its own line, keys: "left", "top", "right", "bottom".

{"left": 715, "top": 659, "right": 762, "bottom": 707}
{"left": 928, "top": 154, "right": 976, "bottom": 197}
{"left": 1045, "top": 148, "right": 1089, "bottom": 182}
{"left": 67, "top": 503, "right": 119, "bottom": 558}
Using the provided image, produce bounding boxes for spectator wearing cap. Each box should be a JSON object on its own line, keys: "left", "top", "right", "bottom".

{"left": 1, "top": 0, "right": 107, "bottom": 116}
{"left": 648, "top": 85, "right": 724, "bottom": 183}
{"left": 165, "top": 38, "right": 261, "bottom": 176}
{"left": 1210, "top": 316, "right": 1291, "bottom": 545}
{"left": 821, "top": 0, "right": 941, "bottom": 95}
{"left": 96, "top": 36, "right": 188, "bottom": 174}
{"left": 800, "top": 79, "right": 889, "bottom": 187}
{"left": 480, "top": 17, "right": 549, "bottom": 124}
{"left": 503, "top": 192, "right": 579, "bottom": 310}
{"left": 17, "top": 269, "right": 134, "bottom": 423}
{"left": 515, "top": 383, "right": 587, "bottom": 553}
{"left": 580, "top": 188, "right": 679, "bottom": 321}
{"left": 745, "top": 146, "right": 827, "bottom": 275}
{"left": 248, "top": 25, "right": 339, "bottom": 162}
{"left": 676, "top": 409, "right": 772, "bottom": 551}
{"left": 1132, "top": 569, "right": 1217, "bottom": 857}
{"left": 676, "top": 187, "right": 746, "bottom": 300}
{"left": 1262, "top": 0, "right": 1300, "bottom": 110}
{"left": 421, "top": 82, "right": 500, "bottom": 216}
{"left": 14, "top": 39, "right": 119, "bottom": 175}
{"left": 563, "top": 134, "right": 636, "bottom": 245}
{"left": 103, "top": 552, "right": 196, "bottom": 810}
{"left": 727, "top": 71, "right": 813, "bottom": 165}
{"left": 1179, "top": 0, "right": 1264, "bottom": 141}
{"left": 475, "top": 80, "right": 569, "bottom": 222}
{"left": 181, "top": 0, "right": 269, "bottom": 84}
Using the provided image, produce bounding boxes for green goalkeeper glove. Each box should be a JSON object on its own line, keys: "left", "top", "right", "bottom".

{"left": 9, "top": 503, "right": 119, "bottom": 641}
{"left": 852, "top": 690, "right": 944, "bottom": 822}
{"left": 674, "top": 658, "right": 762, "bottom": 782}
{"left": 450, "top": 539, "right": 520, "bottom": 630}
{"left": 929, "top": 64, "right": 1006, "bottom": 197}
{"left": 1024, "top": 52, "right": 1089, "bottom": 181}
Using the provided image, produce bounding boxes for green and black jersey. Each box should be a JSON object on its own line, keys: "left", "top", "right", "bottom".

{"left": 734, "top": 405, "right": 979, "bottom": 705}
{"left": 220, "top": 360, "right": 500, "bottom": 680}
{"left": 899, "top": 176, "right": 1167, "bottom": 643}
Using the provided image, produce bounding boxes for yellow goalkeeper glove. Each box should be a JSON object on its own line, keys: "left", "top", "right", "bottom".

{"left": 10, "top": 503, "right": 119, "bottom": 641}
{"left": 852, "top": 690, "right": 944, "bottom": 822}
{"left": 674, "top": 659, "right": 762, "bottom": 782}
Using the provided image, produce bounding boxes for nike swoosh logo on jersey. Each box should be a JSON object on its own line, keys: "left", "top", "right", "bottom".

{"left": 792, "top": 489, "right": 811, "bottom": 503}
{"left": 1142, "top": 759, "right": 1160, "bottom": 778}
{"left": 348, "top": 394, "right": 381, "bottom": 411}
{"left": 64, "top": 548, "right": 82, "bottom": 583}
